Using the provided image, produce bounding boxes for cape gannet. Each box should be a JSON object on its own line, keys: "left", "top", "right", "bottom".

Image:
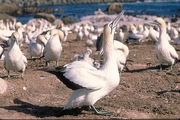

{"left": 147, "top": 25, "right": 171, "bottom": 42}
{"left": 43, "top": 29, "right": 62, "bottom": 67}
{"left": 28, "top": 35, "right": 46, "bottom": 60}
{"left": 116, "top": 28, "right": 124, "bottom": 42}
{"left": 4, "top": 32, "right": 28, "bottom": 79}
{"left": 100, "top": 40, "right": 129, "bottom": 72}
{"left": 76, "top": 27, "right": 83, "bottom": 41}
{"left": 147, "top": 18, "right": 179, "bottom": 72}
{"left": 72, "top": 47, "right": 100, "bottom": 69}
{"left": 45, "top": 11, "right": 124, "bottom": 116}
{"left": 169, "top": 27, "right": 178, "bottom": 40}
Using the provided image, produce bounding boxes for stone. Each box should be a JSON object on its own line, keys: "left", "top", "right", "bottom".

{"left": 106, "top": 3, "right": 122, "bottom": 14}
{"left": 0, "top": 13, "right": 16, "bottom": 23}
{"left": 34, "top": 12, "right": 56, "bottom": 23}
{"left": 61, "top": 16, "right": 74, "bottom": 25}
{"left": 0, "top": 78, "right": 7, "bottom": 94}
{"left": 0, "top": 3, "right": 20, "bottom": 15}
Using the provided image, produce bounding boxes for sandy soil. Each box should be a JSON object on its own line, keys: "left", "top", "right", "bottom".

{"left": 0, "top": 30, "right": 180, "bottom": 119}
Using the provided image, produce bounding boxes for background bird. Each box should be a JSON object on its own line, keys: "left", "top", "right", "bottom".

{"left": 147, "top": 18, "right": 179, "bottom": 72}
{"left": 43, "top": 29, "right": 62, "bottom": 67}
{"left": 4, "top": 32, "right": 28, "bottom": 79}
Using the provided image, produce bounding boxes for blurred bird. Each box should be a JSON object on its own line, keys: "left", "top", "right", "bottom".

{"left": 28, "top": 35, "right": 47, "bottom": 60}
{"left": 43, "top": 29, "right": 62, "bottom": 67}
{"left": 4, "top": 32, "right": 28, "bottom": 79}
{"left": 147, "top": 18, "right": 179, "bottom": 72}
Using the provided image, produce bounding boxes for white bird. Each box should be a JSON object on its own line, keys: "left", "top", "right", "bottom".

{"left": 45, "top": 11, "right": 124, "bottom": 116}
{"left": 114, "top": 41, "right": 129, "bottom": 71}
{"left": 116, "top": 28, "right": 124, "bottom": 42}
{"left": 76, "top": 27, "right": 83, "bottom": 40}
{"left": 147, "top": 25, "right": 171, "bottom": 42}
{"left": 72, "top": 47, "right": 100, "bottom": 68}
{"left": 15, "top": 22, "right": 24, "bottom": 47}
{"left": 85, "top": 33, "right": 98, "bottom": 47}
{"left": 147, "top": 18, "right": 179, "bottom": 72}
{"left": 4, "top": 32, "right": 28, "bottom": 79}
{"left": 28, "top": 35, "right": 46, "bottom": 60}
{"left": 43, "top": 29, "right": 62, "bottom": 67}
{"left": 169, "top": 27, "right": 178, "bottom": 40}
{"left": 166, "top": 21, "right": 171, "bottom": 35}
{"left": 126, "top": 24, "right": 144, "bottom": 44}
{"left": 137, "top": 24, "right": 144, "bottom": 34}
{"left": 100, "top": 40, "right": 129, "bottom": 72}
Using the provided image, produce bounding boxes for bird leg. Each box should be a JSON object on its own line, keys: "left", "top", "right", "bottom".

{"left": 46, "top": 61, "right": 50, "bottom": 67}
{"left": 166, "top": 64, "right": 173, "bottom": 73}
{"left": 90, "top": 105, "right": 113, "bottom": 116}
{"left": 81, "top": 105, "right": 103, "bottom": 111}
{"left": 7, "top": 71, "right": 10, "bottom": 79}
{"left": 56, "top": 60, "right": 59, "bottom": 67}
{"left": 157, "top": 64, "right": 163, "bottom": 72}
{"left": 21, "top": 72, "right": 24, "bottom": 79}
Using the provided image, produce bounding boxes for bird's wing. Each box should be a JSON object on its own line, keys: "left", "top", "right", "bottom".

{"left": 3, "top": 56, "right": 6, "bottom": 70}
{"left": 23, "top": 55, "right": 28, "bottom": 66}
{"left": 47, "top": 61, "right": 106, "bottom": 90}
{"left": 63, "top": 61, "right": 106, "bottom": 90}
{"left": 169, "top": 45, "right": 179, "bottom": 60}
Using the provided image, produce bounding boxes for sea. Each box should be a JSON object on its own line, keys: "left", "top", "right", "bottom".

{"left": 16, "top": 0, "right": 180, "bottom": 24}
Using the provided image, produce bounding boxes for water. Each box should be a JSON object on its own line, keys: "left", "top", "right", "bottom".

{"left": 16, "top": 1, "right": 180, "bottom": 24}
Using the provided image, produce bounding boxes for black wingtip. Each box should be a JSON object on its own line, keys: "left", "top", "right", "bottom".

{"left": 40, "top": 66, "right": 85, "bottom": 90}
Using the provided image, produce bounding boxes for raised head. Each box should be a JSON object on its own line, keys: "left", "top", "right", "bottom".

{"left": 11, "top": 32, "right": 20, "bottom": 45}
{"left": 15, "top": 22, "right": 22, "bottom": 30}
{"left": 103, "top": 11, "right": 124, "bottom": 43}
{"left": 50, "top": 29, "right": 58, "bottom": 36}
{"left": 37, "top": 35, "right": 47, "bottom": 45}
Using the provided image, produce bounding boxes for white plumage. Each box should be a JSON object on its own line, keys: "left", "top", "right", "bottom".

{"left": 27, "top": 35, "right": 46, "bottom": 59}
{"left": 116, "top": 28, "right": 124, "bottom": 42}
{"left": 147, "top": 18, "right": 179, "bottom": 72}
{"left": 147, "top": 25, "right": 171, "bottom": 42}
{"left": 72, "top": 47, "right": 100, "bottom": 69}
{"left": 43, "top": 29, "right": 62, "bottom": 67}
{"left": 45, "top": 11, "right": 124, "bottom": 116}
{"left": 4, "top": 32, "right": 28, "bottom": 79}
{"left": 100, "top": 40, "right": 129, "bottom": 72}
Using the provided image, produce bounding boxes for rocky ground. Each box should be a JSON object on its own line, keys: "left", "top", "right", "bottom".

{"left": 0, "top": 30, "right": 180, "bottom": 119}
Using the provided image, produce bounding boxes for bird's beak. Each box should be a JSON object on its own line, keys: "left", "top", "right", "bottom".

{"left": 109, "top": 10, "right": 124, "bottom": 31}
{"left": 145, "top": 20, "right": 158, "bottom": 26}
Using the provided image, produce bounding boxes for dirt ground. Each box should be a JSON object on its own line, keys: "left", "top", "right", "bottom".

{"left": 0, "top": 32, "right": 180, "bottom": 119}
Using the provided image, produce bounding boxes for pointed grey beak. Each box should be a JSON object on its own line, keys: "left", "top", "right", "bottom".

{"left": 110, "top": 10, "right": 124, "bottom": 29}
{"left": 145, "top": 20, "right": 158, "bottom": 26}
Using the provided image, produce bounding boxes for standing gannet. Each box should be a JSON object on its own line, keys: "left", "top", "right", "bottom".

{"left": 169, "top": 27, "right": 178, "bottom": 40}
{"left": 126, "top": 24, "right": 144, "bottom": 44}
{"left": 28, "top": 35, "right": 46, "bottom": 60}
{"left": 76, "top": 27, "right": 83, "bottom": 40}
{"left": 4, "top": 32, "right": 28, "bottom": 79}
{"left": 116, "top": 28, "right": 124, "bottom": 42}
{"left": 43, "top": 29, "right": 62, "bottom": 67}
{"left": 147, "top": 18, "right": 179, "bottom": 72}
{"left": 45, "top": 11, "right": 124, "bottom": 116}
{"left": 100, "top": 40, "right": 129, "bottom": 72}
{"left": 72, "top": 47, "right": 100, "bottom": 68}
{"left": 15, "top": 22, "right": 24, "bottom": 47}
